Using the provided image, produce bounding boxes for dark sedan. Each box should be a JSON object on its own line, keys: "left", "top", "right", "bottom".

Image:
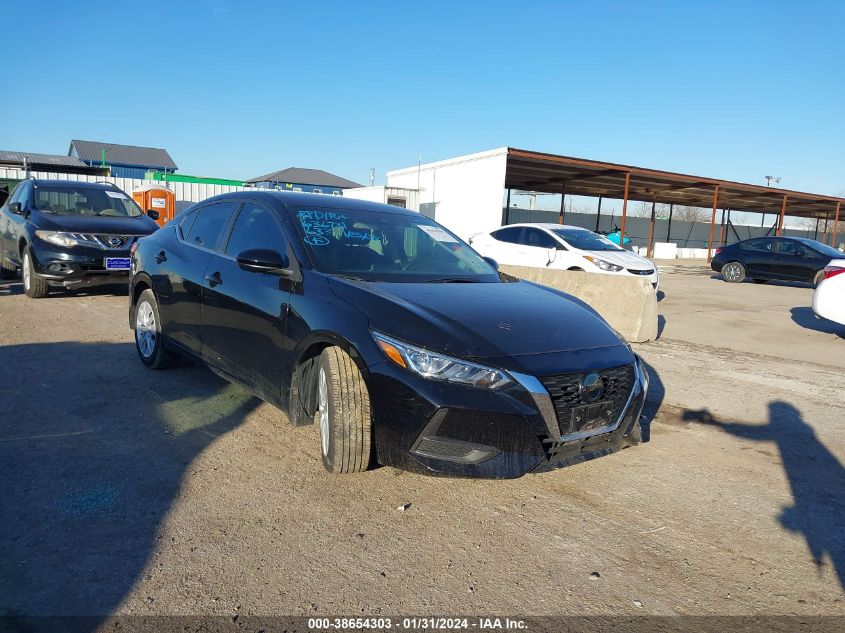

{"left": 0, "top": 178, "right": 160, "bottom": 297}
{"left": 711, "top": 236, "right": 844, "bottom": 286}
{"left": 129, "top": 192, "right": 648, "bottom": 478}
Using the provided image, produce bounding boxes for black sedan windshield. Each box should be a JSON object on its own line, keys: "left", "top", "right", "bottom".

{"left": 292, "top": 207, "right": 497, "bottom": 282}
{"left": 551, "top": 228, "right": 622, "bottom": 251}
{"left": 33, "top": 184, "right": 142, "bottom": 217}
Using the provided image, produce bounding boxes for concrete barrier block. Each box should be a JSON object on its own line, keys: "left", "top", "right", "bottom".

{"left": 499, "top": 265, "right": 658, "bottom": 343}
{"left": 652, "top": 242, "right": 677, "bottom": 259}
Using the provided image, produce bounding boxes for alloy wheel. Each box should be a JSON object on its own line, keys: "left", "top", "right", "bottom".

{"left": 318, "top": 367, "right": 329, "bottom": 456}
{"left": 135, "top": 300, "right": 157, "bottom": 359}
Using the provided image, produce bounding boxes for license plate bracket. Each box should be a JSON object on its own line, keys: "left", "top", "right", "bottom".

{"left": 570, "top": 400, "right": 615, "bottom": 434}
{"left": 104, "top": 257, "right": 131, "bottom": 271}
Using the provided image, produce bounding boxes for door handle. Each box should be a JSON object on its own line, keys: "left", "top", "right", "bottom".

{"left": 204, "top": 271, "right": 223, "bottom": 287}
{"left": 155, "top": 250, "right": 167, "bottom": 264}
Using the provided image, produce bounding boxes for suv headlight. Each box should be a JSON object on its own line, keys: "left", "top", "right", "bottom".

{"left": 584, "top": 256, "right": 623, "bottom": 272}
{"left": 372, "top": 331, "right": 512, "bottom": 390}
{"left": 35, "top": 231, "right": 79, "bottom": 247}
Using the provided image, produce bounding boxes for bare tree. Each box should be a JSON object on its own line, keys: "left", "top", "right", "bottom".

{"left": 672, "top": 205, "right": 710, "bottom": 223}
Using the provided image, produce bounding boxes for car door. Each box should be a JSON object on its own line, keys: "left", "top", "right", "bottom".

{"left": 201, "top": 201, "right": 294, "bottom": 398}
{"left": 741, "top": 238, "right": 777, "bottom": 277}
{"left": 515, "top": 227, "right": 560, "bottom": 267}
{"left": 773, "top": 239, "right": 809, "bottom": 280}
{"left": 0, "top": 181, "right": 31, "bottom": 270}
{"left": 483, "top": 226, "right": 526, "bottom": 265}
{"left": 159, "top": 200, "right": 239, "bottom": 356}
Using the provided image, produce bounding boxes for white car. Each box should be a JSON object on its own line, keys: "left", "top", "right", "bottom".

{"left": 812, "top": 259, "right": 845, "bottom": 325}
{"left": 469, "top": 223, "right": 659, "bottom": 289}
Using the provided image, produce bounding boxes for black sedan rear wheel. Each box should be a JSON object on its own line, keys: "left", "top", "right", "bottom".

{"left": 722, "top": 261, "right": 746, "bottom": 283}
{"left": 135, "top": 289, "right": 178, "bottom": 369}
{"left": 316, "top": 346, "right": 372, "bottom": 474}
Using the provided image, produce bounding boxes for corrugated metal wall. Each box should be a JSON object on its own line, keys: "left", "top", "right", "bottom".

{"left": 0, "top": 168, "right": 258, "bottom": 213}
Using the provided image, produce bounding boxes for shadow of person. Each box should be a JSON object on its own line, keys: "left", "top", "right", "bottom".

{"left": 0, "top": 341, "right": 261, "bottom": 624}
{"left": 683, "top": 402, "right": 845, "bottom": 589}
{"left": 790, "top": 306, "right": 845, "bottom": 338}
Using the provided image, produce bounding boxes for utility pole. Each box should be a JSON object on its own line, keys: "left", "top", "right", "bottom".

{"left": 369, "top": 168, "right": 375, "bottom": 187}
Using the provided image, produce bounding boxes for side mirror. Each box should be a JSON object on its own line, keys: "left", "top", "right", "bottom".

{"left": 146, "top": 209, "right": 160, "bottom": 221}
{"left": 8, "top": 202, "right": 22, "bottom": 215}
{"left": 237, "top": 248, "right": 292, "bottom": 276}
{"left": 483, "top": 256, "right": 499, "bottom": 271}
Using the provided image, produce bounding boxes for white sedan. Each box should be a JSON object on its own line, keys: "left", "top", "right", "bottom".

{"left": 469, "top": 223, "right": 659, "bottom": 289}
{"left": 812, "top": 259, "right": 845, "bottom": 325}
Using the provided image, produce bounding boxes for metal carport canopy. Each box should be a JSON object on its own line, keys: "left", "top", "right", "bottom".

{"left": 505, "top": 147, "right": 844, "bottom": 219}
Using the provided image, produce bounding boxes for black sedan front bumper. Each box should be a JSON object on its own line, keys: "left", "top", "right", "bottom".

{"left": 29, "top": 239, "right": 134, "bottom": 289}
{"left": 367, "top": 357, "right": 648, "bottom": 479}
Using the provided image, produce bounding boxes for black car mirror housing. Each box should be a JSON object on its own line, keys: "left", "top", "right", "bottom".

{"left": 482, "top": 256, "right": 499, "bottom": 271}
{"left": 8, "top": 202, "right": 23, "bottom": 215}
{"left": 146, "top": 209, "right": 160, "bottom": 221}
{"left": 237, "top": 248, "right": 295, "bottom": 277}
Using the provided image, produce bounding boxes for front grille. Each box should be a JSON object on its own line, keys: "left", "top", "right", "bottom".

{"left": 539, "top": 365, "right": 634, "bottom": 436}
{"left": 69, "top": 234, "right": 139, "bottom": 250}
{"left": 627, "top": 268, "right": 654, "bottom": 275}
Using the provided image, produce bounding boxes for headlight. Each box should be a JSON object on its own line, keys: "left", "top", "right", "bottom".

{"left": 35, "top": 231, "right": 78, "bottom": 248}
{"left": 584, "top": 256, "right": 623, "bottom": 272}
{"left": 372, "top": 331, "right": 512, "bottom": 390}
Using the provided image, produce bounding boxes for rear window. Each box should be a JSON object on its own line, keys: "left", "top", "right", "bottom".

{"left": 184, "top": 201, "right": 237, "bottom": 250}
{"left": 33, "top": 184, "right": 141, "bottom": 217}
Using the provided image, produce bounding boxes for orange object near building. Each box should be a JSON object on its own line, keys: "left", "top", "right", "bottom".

{"left": 132, "top": 185, "right": 175, "bottom": 227}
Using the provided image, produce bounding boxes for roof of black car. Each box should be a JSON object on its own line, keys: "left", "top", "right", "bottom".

{"left": 207, "top": 190, "right": 422, "bottom": 217}
{"left": 30, "top": 179, "right": 122, "bottom": 189}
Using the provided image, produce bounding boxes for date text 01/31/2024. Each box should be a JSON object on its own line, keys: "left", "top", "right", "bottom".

{"left": 307, "top": 617, "right": 528, "bottom": 630}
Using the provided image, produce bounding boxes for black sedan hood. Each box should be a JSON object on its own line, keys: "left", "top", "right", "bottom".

{"left": 33, "top": 212, "right": 158, "bottom": 235}
{"left": 329, "top": 277, "right": 626, "bottom": 360}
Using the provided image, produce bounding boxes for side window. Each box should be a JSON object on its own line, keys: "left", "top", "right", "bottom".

{"left": 743, "top": 238, "right": 775, "bottom": 252}
{"left": 184, "top": 201, "right": 238, "bottom": 250}
{"left": 9, "top": 182, "right": 30, "bottom": 206}
{"left": 178, "top": 208, "right": 200, "bottom": 238}
{"left": 776, "top": 240, "right": 798, "bottom": 255}
{"left": 520, "top": 228, "right": 557, "bottom": 248}
{"left": 490, "top": 226, "right": 524, "bottom": 244}
{"left": 225, "top": 203, "right": 288, "bottom": 257}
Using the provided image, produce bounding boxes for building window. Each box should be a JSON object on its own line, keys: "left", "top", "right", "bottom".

{"left": 312, "top": 188, "right": 322, "bottom": 194}
{"left": 293, "top": 187, "right": 303, "bottom": 192}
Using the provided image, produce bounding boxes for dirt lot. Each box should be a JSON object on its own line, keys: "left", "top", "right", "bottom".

{"left": 0, "top": 268, "right": 843, "bottom": 621}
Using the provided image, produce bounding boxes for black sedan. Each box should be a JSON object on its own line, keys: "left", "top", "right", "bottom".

{"left": 711, "top": 236, "right": 844, "bottom": 286}
{"left": 0, "top": 178, "right": 160, "bottom": 297}
{"left": 129, "top": 192, "right": 648, "bottom": 478}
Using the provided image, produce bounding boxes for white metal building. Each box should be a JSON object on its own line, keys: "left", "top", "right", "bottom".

{"left": 342, "top": 185, "right": 420, "bottom": 211}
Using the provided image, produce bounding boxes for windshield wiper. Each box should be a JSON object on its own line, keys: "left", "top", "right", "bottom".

{"left": 422, "top": 277, "right": 482, "bottom": 283}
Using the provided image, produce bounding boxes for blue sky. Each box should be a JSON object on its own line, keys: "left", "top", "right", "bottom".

{"left": 2, "top": 0, "right": 843, "bottom": 196}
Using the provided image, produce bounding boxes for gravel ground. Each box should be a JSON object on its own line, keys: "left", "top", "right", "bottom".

{"left": 0, "top": 273, "right": 842, "bottom": 622}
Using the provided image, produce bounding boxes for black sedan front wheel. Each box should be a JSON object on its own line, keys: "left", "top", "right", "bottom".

{"left": 316, "top": 346, "right": 372, "bottom": 474}
{"left": 722, "top": 261, "right": 746, "bottom": 283}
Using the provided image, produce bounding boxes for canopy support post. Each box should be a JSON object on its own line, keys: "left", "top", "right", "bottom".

{"left": 777, "top": 195, "right": 788, "bottom": 236}
{"left": 595, "top": 196, "right": 602, "bottom": 232}
{"left": 647, "top": 200, "right": 656, "bottom": 258}
{"left": 833, "top": 202, "right": 841, "bottom": 248}
{"left": 666, "top": 204, "right": 673, "bottom": 242}
{"left": 503, "top": 188, "right": 511, "bottom": 225}
{"left": 558, "top": 181, "right": 566, "bottom": 224}
{"left": 706, "top": 185, "right": 720, "bottom": 262}
{"left": 619, "top": 172, "right": 631, "bottom": 247}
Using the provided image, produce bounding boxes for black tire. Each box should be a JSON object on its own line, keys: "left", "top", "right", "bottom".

{"left": 813, "top": 270, "right": 825, "bottom": 287}
{"left": 0, "top": 257, "right": 15, "bottom": 280}
{"left": 721, "top": 261, "right": 746, "bottom": 283}
{"left": 752, "top": 279, "right": 767, "bottom": 284}
{"left": 134, "top": 289, "right": 178, "bottom": 369}
{"left": 22, "top": 247, "right": 49, "bottom": 298}
{"left": 316, "top": 346, "right": 372, "bottom": 474}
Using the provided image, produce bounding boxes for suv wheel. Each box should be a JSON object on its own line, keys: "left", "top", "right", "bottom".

{"left": 22, "top": 248, "right": 49, "bottom": 298}
{"left": 316, "top": 346, "right": 372, "bottom": 474}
